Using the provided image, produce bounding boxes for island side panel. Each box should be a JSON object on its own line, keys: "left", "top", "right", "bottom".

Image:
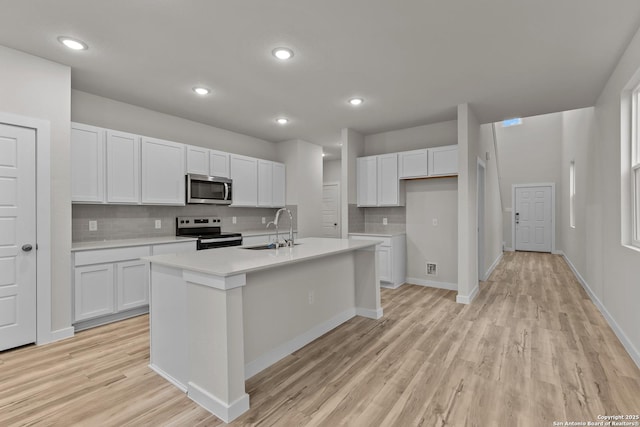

{"left": 149, "top": 264, "right": 188, "bottom": 391}
{"left": 354, "top": 246, "right": 383, "bottom": 319}
{"left": 243, "top": 252, "right": 357, "bottom": 378}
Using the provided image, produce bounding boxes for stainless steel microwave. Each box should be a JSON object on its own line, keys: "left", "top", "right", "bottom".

{"left": 186, "top": 174, "right": 232, "bottom": 205}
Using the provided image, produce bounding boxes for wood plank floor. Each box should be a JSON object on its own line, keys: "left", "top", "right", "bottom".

{"left": 1, "top": 252, "right": 639, "bottom": 426}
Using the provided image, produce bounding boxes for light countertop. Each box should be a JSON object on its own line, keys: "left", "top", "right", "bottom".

{"left": 241, "top": 229, "right": 298, "bottom": 237}
{"left": 349, "top": 232, "right": 406, "bottom": 237}
{"left": 71, "top": 236, "right": 198, "bottom": 252}
{"left": 143, "top": 237, "right": 380, "bottom": 277}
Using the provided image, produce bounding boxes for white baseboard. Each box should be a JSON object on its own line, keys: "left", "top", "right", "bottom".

{"left": 552, "top": 249, "right": 564, "bottom": 255}
{"left": 188, "top": 381, "right": 249, "bottom": 423}
{"left": 561, "top": 253, "right": 640, "bottom": 370}
{"left": 356, "top": 307, "right": 383, "bottom": 319}
{"left": 149, "top": 363, "right": 187, "bottom": 393}
{"left": 504, "top": 247, "right": 514, "bottom": 252}
{"left": 381, "top": 281, "right": 403, "bottom": 289}
{"left": 456, "top": 285, "right": 479, "bottom": 305}
{"left": 405, "top": 277, "right": 457, "bottom": 291}
{"left": 244, "top": 308, "right": 356, "bottom": 379}
{"left": 483, "top": 252, "right": 503, "bottom": 281}
{"left": 47, "top": 326, "right": 74, "bottom": 344}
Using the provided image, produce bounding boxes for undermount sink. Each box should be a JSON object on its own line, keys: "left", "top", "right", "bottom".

{"left": 242, "top": 243, "right": 302, "bottom": 250}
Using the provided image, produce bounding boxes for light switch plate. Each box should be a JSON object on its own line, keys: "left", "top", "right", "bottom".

{"left": 432, "top": 218, "right": 438, "bottom": 226}
{"left": 155, "top": 219, "right": 161, "bottom": 229}
{"left": 89, "top": 220, "right": 97, "bottom": 231}
{"left": 232, "top": 216, "right": 237, "bottom": 224}
{"left": 383, "top": 218, "right": 388, "bottom": 225}
{"left": 262, "top": 217, "right": 266, "bottom": 224}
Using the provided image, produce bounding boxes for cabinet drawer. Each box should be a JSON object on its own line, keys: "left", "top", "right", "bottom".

{"left": 75, "top": 246, "right": 151, "bottom": 266}
{"left": 151, "top": 241, "right": 197, "bottom": 255}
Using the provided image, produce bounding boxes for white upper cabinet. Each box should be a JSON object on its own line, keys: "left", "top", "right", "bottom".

{"left": 230, "top": 154, "right": 258, "bottom": 206}
{"left": 71, "top": 122, "right": 105, "bottom": 203}
{"left": 398, "top": 149, "right": 428, "bottom": 179}
{"left": 377, "top": 153, "right": 400, "bottom": 206}
{"left": 141, "top": 137, "right": 185, "bottom": 205}
{"left": 186, "top": 145, "right": 210, "bottom": 175}
{"left": 428, "top": 145, "right": 458, "bottom": 176}
{"left": 210, "top": 150, "right": 230, "bottom": 178}
{"left": 272, "top": 162, "right": 286, "bottom": 208}
{"left": 106, "top": 130, "right": 141, "bottom": 204}
{"left": 357, "top": 156, "right": 378, "bottom": 207}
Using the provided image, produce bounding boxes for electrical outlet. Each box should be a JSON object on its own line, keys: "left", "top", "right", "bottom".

{"left": 89, "top": 220, "right": 97, "bottom": 231}
{"left": 232, "top": 216, "right": 237, "bottom": 224}
{"left": 155, "top": 219, "right": 161, "bottom": 229}
{"left": 262, "top": 217, "right": 266, "bottom": 224}
{"left": 383, "top": 217, "right": 388, "bottom": 225}
{"left": 308, "top": 290, "right": 315, "bottom": 305}
{"left": 432, "top": 218, "right": 438, "bottom": 226}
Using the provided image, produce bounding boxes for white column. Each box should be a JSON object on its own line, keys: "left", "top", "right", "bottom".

{"left": 354, "top": 246, "right": 383, "bottom": 319}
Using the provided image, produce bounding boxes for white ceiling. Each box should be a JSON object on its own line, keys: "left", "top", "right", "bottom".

{"left": 2, "top": 0, "right": 640, "bottom": 159}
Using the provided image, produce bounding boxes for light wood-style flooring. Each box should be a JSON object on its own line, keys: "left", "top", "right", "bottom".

{"left": 1, "top": 252, "right": 639, "bottom": 426}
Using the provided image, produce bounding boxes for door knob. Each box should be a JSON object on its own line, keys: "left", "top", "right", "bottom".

{"left": 334, "top": 223, "right": 338, "bottom": 226}
{"left": 22, "top": 244, "right": 33, "bottom": 252}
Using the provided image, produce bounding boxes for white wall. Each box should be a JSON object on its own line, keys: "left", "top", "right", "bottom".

{"left": 495, "top": 113, "right": 563, "bottom": 249}
{"left": 0, "top": 46, "right": 71, "bottom": 331}
{"left": 363, "top": 120, "right": 457, "bottom": 155}
{"left": 323, "top": 159, "right": 341, "bottom": 183}
{"left": 71, "top": 90, "right": 279, "bottom": 161}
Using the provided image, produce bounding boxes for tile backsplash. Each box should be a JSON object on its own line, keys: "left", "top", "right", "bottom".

{"left": 72, "top": 204, "right": 298, "bottom": 242}
{"left": 347, "top": 204, "right": 406, "bottom": 234}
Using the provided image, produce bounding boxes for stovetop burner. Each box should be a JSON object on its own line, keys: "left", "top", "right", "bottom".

{"left": 176, "top": 216, "right": 243, "bottom": 250}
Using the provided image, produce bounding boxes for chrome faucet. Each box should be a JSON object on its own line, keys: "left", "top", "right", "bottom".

{"left": 273, "top": 208, "right": 294, "bottom": 247}
{"left": 266, "top": 221, "right": 279, "bottom": 247}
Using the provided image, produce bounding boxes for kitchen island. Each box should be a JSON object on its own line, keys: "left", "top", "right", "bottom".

{"left": 144, "top": 237, "right": 382, "bottom": 423}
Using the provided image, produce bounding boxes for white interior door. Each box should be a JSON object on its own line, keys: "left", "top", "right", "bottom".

{"left": 322, "top": 183, "right": 340, "bottom": 238}
{"left": 515, "top": 186, "right": 552, "bottom": 252}
{"left": 0, "top": 124, "right": 37, "bottom": 351}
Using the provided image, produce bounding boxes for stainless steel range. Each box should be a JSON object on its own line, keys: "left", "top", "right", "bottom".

{"left": 176, "top": 216, "right": 242, "bottom": 250}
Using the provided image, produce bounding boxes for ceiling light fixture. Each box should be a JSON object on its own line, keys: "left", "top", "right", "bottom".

{"left": 276, "top": 117, "right": 289, "bottom": 125}
{"left": 58, "top": 36, "right": 88, "bottom": 50}
{"left": 193, "top": 87, "right": 210, "bottom": 95}
{"left": 348, "top": 97, "right": 364, "bottom": 106}
{"left": 322, "top": 153, "right": 326, "bottom": 157}
{"left": 272, "top": 47, "right": 294, "bottom": 60}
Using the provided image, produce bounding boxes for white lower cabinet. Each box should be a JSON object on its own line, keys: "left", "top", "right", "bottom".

{"left": 348, "top": 233, "right": 406, "bottom": 288}
{"left": 74, "top": 264, "right": 115, "bottom": 322}
{"left": 116, "top": 260, "right": 149, "bottom": 312}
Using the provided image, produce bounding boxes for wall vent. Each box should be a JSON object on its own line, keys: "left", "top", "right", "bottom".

{"left": 426, "top": 262, "right": 438, "bottom": 276}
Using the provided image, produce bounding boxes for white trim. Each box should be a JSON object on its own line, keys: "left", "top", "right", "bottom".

{"left": 477, "top": 158, "right": 486, "bottom": 280}
{"left": 244, "top": 308, "right": 356, "bottom": 379}
{"left": 503, "top": 247, "right": 515, "bottom": 252}
{"left": 405, "top": 278, "right": 457, "bottom": 291}
{"left": 187, "top": 382, "right": 250, "bottom": 423}
{"left": 149, "top": 363, "right": 188, "bottom": 393}
{"left": 355, "top": 307, "right": 383, "bottom": 319}
{"left": 0, "top": 112, "right": 56, "bottom": 346}
{"left": 561, "top": 253, "right": 640, "bottom": 370}
{"left": 380, "top": 281, "right": 403, "bottom": 289}
{"left": 456, "top": 285, "right": 479, "bottom": 304}
{"left": 484, "top": 252, "right": 503, "bottom": 281}
{"left": 511, "top": 183, "right": 556, "bottom": 253}
{"left": 49, "top": 326, "right": 74, "bottom": 342}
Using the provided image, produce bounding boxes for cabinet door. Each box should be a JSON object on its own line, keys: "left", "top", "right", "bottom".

{"left": 141, "top": 137, "right": 185, "bottom": 205}
{"left": 272, "top": 162, "right": 286, "bottom": 207}
{"left": 357, "top": 156, "right": 377, "bottom": 206}
{"left": 377, "top": 153, "right": 400, "bottom": 206}
{"left": 74, "top": 264, "right": 115, "bottom": 322}
{"left": 116, "top": 260, "right": 149, "bottom": 311}
{"left": 429, "top": 145, "right": 458, "bottom": 176}
{"left": 398, "top": 149, "right": 428, "bottom": 179}
{"left": 210, "top": 150, "right": 230, "bottom": 178}
{"left": 106, "top": 130, "right": 140, "bottom": 204}
{"left": 230, "top": 155, "right": 258, "bottom": 206}
{"left": 378, "top": 246, "right": 392, "bottom": 283}
{"left": 71, "top": 123, "right": 105, "bottom": 203}
{"left": 257, "top": 160, "right": 273, "bottom": 207}
{"left": 186, "top": 145, "right": 209, "bottom": 175}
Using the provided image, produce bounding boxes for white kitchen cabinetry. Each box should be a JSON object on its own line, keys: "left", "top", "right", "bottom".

{"left": 210, "top": 150, "right": 230, "bottom": 178}
{"left": 116, "top": 260, "right": 149, "bottom": 312}
{"left": 398, "top": 149, "right": 428, "bottom": 179}
{"left": 106, "top": 130, "right": 141, "bottom": 204}
{"left": 357, "top": 154, "right": 403, "bottom": 207}
{"left": 349, "top": 234, "right": 406, "bottom": 288}
{"left": 141, "top": 137, "right": 185, "bottom": 205}
{"left": 74, "top": 264, "right": 115, "bottom": 322}
{"left": 186, "top": 145, "right": 210, "bottom": 175}
{"left": 230, "top": 154, "right": 258, "bottom": 207}
{"left": 257, "top": 160, "right": 286, "bottom": 208}
{"left": 71, "top": 122, "right": 106, "bottom": 203}
{"left": 428, "top": 145, "right": 458, "bottom": 176}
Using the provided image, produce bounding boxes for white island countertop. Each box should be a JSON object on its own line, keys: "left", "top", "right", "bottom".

{"left": 348, "top": 231, "right": 406, "bottom": 237}
{"left": 71, "top": 236, "right": 198, "bottom": 251}
{"left": 143, "top": 237, "right": 380, "bottom": 277}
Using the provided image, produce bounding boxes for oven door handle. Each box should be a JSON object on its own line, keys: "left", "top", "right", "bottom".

{"left": 199, "top": 236, "right": 242, "bottom": 243}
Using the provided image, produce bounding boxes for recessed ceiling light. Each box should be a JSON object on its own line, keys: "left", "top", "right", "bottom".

{"left": 348, "top": 98, "right": 364, "bottom": 106}
{"left": 276, "top": 117, "right": 289, "bottom": 125}
{"left": 193, "top": 87, "right": 210, "bottom": 95}
{"left": 272, "top": 47, "right": 294, "bottom": 60}
{"left": 58, "top": 36, "right": 88, "bottom": 51}
{"left": 322, "top": 153, "right": 326, "bottom": 157}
